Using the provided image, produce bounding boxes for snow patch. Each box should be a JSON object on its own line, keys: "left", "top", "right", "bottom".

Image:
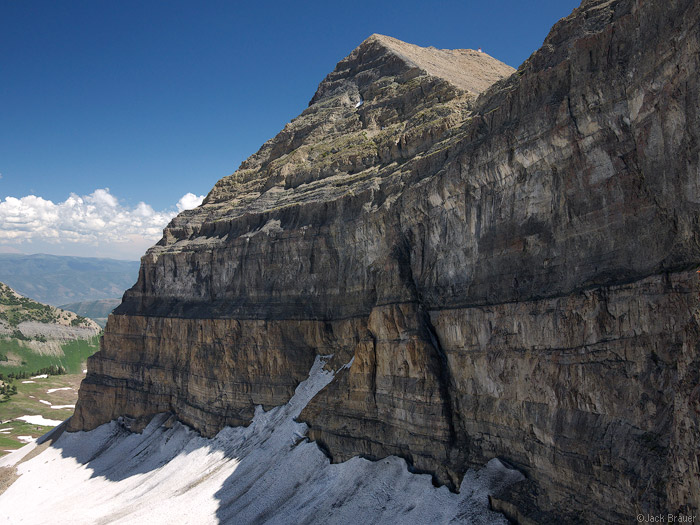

{"left": 0, "top": 356, "right": 523, "bottom": 524}
{"left": 83, "top": 369, "right": 87, "bottom": 373}
{"left": 50, "top": 405, "right": 75, "bottom": 410}
{"left": 17, "top": 436, "right": 34, "bottom": 444}
{"left": 39, "top": 400, "right": 51, "bottom": 405}
{"left": 31, "top": 374, "right": 48, "bottom": 379}
{"left": 22, "top": 380, "right": 36, "bottom": 384}
{"left": 15, "top": 415, "right": 64, "bottom": 427}
{"left": 47, "top": 387, "right": 72, "bottom": 394}
{"left": 342, "top": 356, "right": 355, "bottom": 370}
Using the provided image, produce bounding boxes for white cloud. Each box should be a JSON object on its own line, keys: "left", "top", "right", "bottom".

{"left": 0, "top": 188, "right": 205, "bottom": 260}
{"left": 176, "top": 192, "right": 205, "bottom": 212}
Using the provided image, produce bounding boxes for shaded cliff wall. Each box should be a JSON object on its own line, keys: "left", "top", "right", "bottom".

{"left": 71, "top": 0, "right": 700, "bottom": 522}
{"left": 307, "top": 0, "right": 700, "bottom": 519}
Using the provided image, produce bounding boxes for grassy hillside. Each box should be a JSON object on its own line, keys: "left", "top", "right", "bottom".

{"left": 0, "top": 254, "right": 138, "bottom": 306}
{"left": 0, "top": 282, "right": 101, "bottom": 377}
{"left": 0, "top": 336, "right": 100, "bottom": 376}
{"left": 0, "top": 372, "right": 85, "bottom": 456}
{"left": 0, "top": 285, "right": 101, "bottom": 455}
{"left": 0, "top": 282, "right": 93, "bottom": 328}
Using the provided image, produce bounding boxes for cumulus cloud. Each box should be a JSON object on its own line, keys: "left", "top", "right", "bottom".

{"left": 0, "top": 188, "right": 205, "bottom": 259}
{"left": 176, "top": 192, "right": 205, "bottom": 212}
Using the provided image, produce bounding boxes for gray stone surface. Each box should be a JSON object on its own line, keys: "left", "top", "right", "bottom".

{"left": 71, "top": 0, "right": 700, "bottom": 522}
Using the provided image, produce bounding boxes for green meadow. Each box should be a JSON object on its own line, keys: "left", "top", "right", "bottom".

{"left": 0, "top": 335, "right": 100, "bottom": 376}
{"left": 0, "top": 372, "right": 86, "bottom": 455}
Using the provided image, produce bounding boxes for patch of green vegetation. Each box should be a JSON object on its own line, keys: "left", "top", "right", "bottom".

{"left": 0, "top": 283, "right": 60, "bottom": 327}
{"left": 0, "top": 282, "right": 94, "bottom": 328}
{"left": 1, "top": 365, "right": 68, "bottom": 382}
{"left": 0, "top": 434, "right": 23, "bottom": 450}
{"left": 1, "top": 381, "right": 17, "bottom": 402}
{"left": 0, "top": 419, "right": 54, "bottom": 436}
{"left": 10, "top": 329, "right": 28, "bottom": 341}
{"left": 0, "top": 338, "right": 24, "bottom": 362}
{"left": 309, "top": 130, "right": 378, "bottom": 164}
{"left": 0, "top": 335, "right": 100, "bottom": 376}
{"left": 70, "top": 315, "right": 89, "bottom": 327}
{"left": 0, "top": 372, "right": 85, "bottom": 455}
{"left": 57, "top": 337, "right": 100, "bottom": 372}
{"left": 1, "top": 378, "right": 75, "bottom": 423}
{"left": 0, "top": 419, "right": 56, "bottom": 454}
{"left": 0, "top": 303, "right": 56, "bottom": 327}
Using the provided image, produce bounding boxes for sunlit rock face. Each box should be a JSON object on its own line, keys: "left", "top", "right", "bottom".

{"left": 71, "top": 0, "right": 700, "bottom": 521}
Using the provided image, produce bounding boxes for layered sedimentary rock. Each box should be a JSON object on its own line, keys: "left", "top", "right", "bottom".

{"left": 71, "top": 0, "right": 700, "bottom": 522}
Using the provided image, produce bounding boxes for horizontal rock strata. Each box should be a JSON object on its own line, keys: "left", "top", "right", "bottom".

{"left": 71, "top": 0, "right": 700, "bottom": 522}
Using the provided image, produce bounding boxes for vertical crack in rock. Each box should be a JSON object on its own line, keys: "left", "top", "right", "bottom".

{"left": 397, "top": 229, "right": 468, "bottom": 486}
{"left": 70, "top": 0, "right": 700, "bottom": 521}
{"left": 420, "top": 306, "right": 467, "bottom": 483}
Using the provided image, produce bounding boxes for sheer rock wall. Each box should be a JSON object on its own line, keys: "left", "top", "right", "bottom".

{"left": 70, "top": 1, "right": 700, "bottom": 521}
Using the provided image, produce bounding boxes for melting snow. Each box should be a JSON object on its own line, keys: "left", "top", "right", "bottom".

{"left": 83, "top": 369, "right": 87, "bottom": 373}
{"left": 355, "top": 98, "right": 364, "bottom": 108}
{"left": 22, "top": 380, "right": 36, "bottom": 384}
{"left": 39, "top": 400, "right": 51, "bottom": 405}
{"left": 17, "top": 436, "right": 34, "bottom": 444}
{"left": 0, "top": 356, "right": 523, "bottom": 524}
{"left": 31, "top": 374, "right": 48, "bottom": 379}
{"left": 50, "top": 405, "right": 75, "bottom": 410}
{"left": 47, "top": 387, "right": 72, "bottom": 394}
{"left": 15, "top": 415, "right": 64, "bottom": 427}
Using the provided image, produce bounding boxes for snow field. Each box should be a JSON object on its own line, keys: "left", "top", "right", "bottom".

{"left": 0, "top": 356, "right": 523, "bottom": 524}
{"left": 15, "top": 415, "right": 64, "bottom": 426}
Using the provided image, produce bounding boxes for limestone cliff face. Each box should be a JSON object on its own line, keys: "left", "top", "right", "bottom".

{"left": 70, "top": 0, "right": 700, "bottom": 522}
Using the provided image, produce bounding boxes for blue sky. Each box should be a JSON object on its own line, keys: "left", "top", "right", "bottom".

{"left": 0, "top": 0, "right": 580, "bottom": 259}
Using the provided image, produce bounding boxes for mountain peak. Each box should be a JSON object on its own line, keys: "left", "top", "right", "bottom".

{"left": 309, "top": 34, "right": 514, "bottom": 105}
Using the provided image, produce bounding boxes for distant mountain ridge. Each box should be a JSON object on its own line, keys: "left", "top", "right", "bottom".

{"left": 0, "top": 282, "right": 97, "bottom": 331}
{"left": 0, "top": 281, "right": 100, "bottom": 375}
{"left": 59, "top": 299, "right": 121, "bottom": 328}
{"left": 0, "top": 254, "right": 139, "bottom": 306}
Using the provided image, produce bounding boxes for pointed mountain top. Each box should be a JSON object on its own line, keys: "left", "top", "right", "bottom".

{"left": 363, "top": 34, "right": 514, "bottom": 94}
{"left": 310, "top": 33, "right": 514, "bottom": 105}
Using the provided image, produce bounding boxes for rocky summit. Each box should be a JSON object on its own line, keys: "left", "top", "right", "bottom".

{"left": 69, "top": 0, "right": 700, "bottom": 522}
